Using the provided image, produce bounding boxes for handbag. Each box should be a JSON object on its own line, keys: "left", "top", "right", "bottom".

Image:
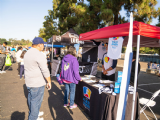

{"left": 56, "top": 73, "right": 64, "bottom": 85}
{"left": 5, "top": 54, "right": 12, "bottom": 66}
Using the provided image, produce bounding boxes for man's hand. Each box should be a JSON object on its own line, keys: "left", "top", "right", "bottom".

{"left": 45, "top": 76, "right": 51, "bottom": 90}
{"left": 103, "top": 70, "right": 108, "bottom": 75}
{"left": 105, "top": 70, "right": 108, "bottom": 75}
{"left": 80, "top": 79, "right": 82, "bottom": 81}
{"left": 47, "top": 82, "right": 51, "bottom": 90}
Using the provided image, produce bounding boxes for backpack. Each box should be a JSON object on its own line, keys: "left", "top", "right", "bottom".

{"left": 5, "top": 55, "right": 12, "bottom": 66}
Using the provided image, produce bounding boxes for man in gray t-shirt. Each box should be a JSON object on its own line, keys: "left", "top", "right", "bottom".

{"left": 0, "top": 42, "right": 7, "bottom": 73}
{"left": 24, "top": 37, "right": 51, "bottom": 120}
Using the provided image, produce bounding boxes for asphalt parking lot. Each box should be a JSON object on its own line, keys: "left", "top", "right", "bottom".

{"left": 0, "top": 60, "right": 160, "bottom": 120}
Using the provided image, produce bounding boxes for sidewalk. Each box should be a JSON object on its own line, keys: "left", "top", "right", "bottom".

{"left": 0, "top": 63, "right": 89, "bottom": 120}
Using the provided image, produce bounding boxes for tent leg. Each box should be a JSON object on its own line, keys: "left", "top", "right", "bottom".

{"left": 45, "top": 43, "right": 47, "bottom": 51}
{"left": 51, "top": 42, "right": 54, "bottom": 75}
{"left": 51, "top": 42, "right": 53, "bottom": 62}
{"left": 131, "top": 35, "right": 140, "bottom": 120}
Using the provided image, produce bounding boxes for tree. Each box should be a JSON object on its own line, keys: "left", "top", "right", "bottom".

{"left": 156, "top": 15, "right": 160, "bottom": 27}
{"left": 125, "top": 0, "right": 160, "bottom": 24}
{"left": 0, "top": 38, "right": 7, "bottom": 45}
{"left": 54, "top": 0, "right": 87, "bottom": 34}
{"left": 72, "top": 0, "right": 141, "bottom": 33}
{"left": 43, "top": 10, "right": 59, "bottom": 38}
{"left": 38, "top": 1, "right": 59, "bottom": 41}
{"left": 38, "top": 28, "right": 47, "bottom": 42}
{"left": 40, "top": 0, "right": 160, "bottom": 37}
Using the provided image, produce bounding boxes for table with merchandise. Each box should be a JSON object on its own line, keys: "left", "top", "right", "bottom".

{"left": 75, "top": 75, "right": 140, "bottom": 120}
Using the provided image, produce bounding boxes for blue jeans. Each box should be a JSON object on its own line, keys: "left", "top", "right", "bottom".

{"left": 20, "top": 65, "right": 24, "bottom": 79}
{"left": 64, "top": 83, "right": 76, "bottom": 106}
{"left": 27, "top": 86, "right": 45, "bottom": 120}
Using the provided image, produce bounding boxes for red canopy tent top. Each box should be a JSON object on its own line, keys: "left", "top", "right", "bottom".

{"left": 79, "top": 21, "right": 160, "bottom": 47}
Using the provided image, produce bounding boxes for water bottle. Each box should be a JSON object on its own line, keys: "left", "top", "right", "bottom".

{"left": 114, "top": 82, "right": 121, "bottom": 94}
{"left": 87, "top": 55, "right": 90, "bottom": 62}
{"left": 56, "top": 74, "right": 63, "bottom": 85}
{"left": 56, "top": 74, "right": 60, "bottom": 81}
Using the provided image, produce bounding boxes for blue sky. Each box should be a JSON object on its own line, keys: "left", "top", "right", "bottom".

{"left": 0, "top": 0, "right": 53, "bottom": 41}
{"left": 0, "top": 0, "right": 160, "bottom": 41}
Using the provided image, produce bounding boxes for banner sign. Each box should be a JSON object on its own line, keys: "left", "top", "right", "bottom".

{"left": 116, "top": 12, "right": 133, "bottom": 120}
{"left": 74, "top": 43, "right": 80, "bottom": 52}
{"left": 83, "top": 86, "right": 92, "bottom": 110}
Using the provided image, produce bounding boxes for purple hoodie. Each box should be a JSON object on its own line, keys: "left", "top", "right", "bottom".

{"left": 61, "top": 54, "right": 81, "bottom": 84}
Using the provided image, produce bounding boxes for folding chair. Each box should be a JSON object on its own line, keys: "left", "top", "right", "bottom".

{"left": 139, "top": 89, "right": 160, "bottom": 120}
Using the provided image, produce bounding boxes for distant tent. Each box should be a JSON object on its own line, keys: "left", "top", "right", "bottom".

{"left": 47, "top": 28, "right": 96, "bottom": 47}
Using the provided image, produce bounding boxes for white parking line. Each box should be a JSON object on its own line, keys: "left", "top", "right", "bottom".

{"left": 138, "top": 83, "right": 160, "bottom": 86}
{"left": 137, "top": 88, "right": 160, "bottom": 97}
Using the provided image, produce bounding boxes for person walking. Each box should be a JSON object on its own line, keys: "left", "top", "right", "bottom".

{"left": 61, "top": 46, "right": 81, "bottom": 109}
{"left": 10, "top": 46, "right": 16, "bottom": 63}
{"left": 19, "top": 50, "right": 27, "bottom": 80}
{"left": 0, "top": 42, "right": 8, "bottom": 73}
{"left": 11, "top": 46, "right": 16, "bottom": 52}
{"left": 16, "top": 46, "right": 23, "bottom": 76}
{"left": 24, "top": 37, "right": 51, "bottom": 120}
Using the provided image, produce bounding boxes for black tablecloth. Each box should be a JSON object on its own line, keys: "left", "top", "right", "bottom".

{"left": 75, "top": 80, "right": 140, "bottom": 120}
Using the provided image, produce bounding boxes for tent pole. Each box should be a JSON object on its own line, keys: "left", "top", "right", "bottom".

{"left": 52, "top": 42, "right": 53, "bottom": 63}
{"left": 51, "top": 41, "right": 54, "bottom": 75}
{"left": 45, "top": 42, "right": 47, "bottom": 51}
{"left": 131, "top": 35, "right": 140, "bottom": 120}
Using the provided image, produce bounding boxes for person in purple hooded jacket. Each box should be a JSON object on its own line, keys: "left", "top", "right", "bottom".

{"left": 61, "top": 46, "right": 82, "bottom": 109}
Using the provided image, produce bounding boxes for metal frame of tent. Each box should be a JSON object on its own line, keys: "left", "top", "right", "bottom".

{"left": 79, "top": 13, "right": 160, "bottom": 120}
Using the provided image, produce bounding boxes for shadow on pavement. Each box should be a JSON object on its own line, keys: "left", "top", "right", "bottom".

{"left": 48, "top": 81, "right": 73, "bottom": 120}
{"left": 23, "top": 84, "right": 29, "bottom": 110}
{"left": 23, "top": 84, "right": 28, "bottom": 99}
{"left": 11, "top": 111, "right": 25, "bottom": 120}
{"left": 4, "top": 66, "right": 13, "bottom": 71}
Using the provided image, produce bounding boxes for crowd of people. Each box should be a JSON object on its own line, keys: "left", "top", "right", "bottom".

{"left": 148, "top": 61, "right": 160, "bottom": 69}
{"left": 1, "top": 37, "right": 160, "bottom": 120}
{"left": 0, "top": 43, "right": 55, "bottom": 76}
{"left": 0, "top": 38, "right": 82, "bottom": 120}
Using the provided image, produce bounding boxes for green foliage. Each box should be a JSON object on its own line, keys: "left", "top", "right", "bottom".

{"left": 100, "top": 9, "right": 113, "bottom": 21}
{"left": 38, "top": 28, "right": 47, "bottom": 42}
{"left": 38, "top": 8, "right": 59, "bottom": 41}
{"left": 0, "top": 38, "right": 32, "bottom": 46}
{"left": 122, "top": 47, "right": 126, "bottom": 53}
{"left": 38, "top": 0, "right": 160, "bottom": 38}
{"left": 140, "top": 47, "right": 160, "bottom": 54}
{"left": 156, "top": 15, "right": 160, "bottom": 27}
{"left": 125, "top": 0, "right": 160, "bottom": 24}
{"left": 0, "top": 38, "right": 7, "bottom": 45}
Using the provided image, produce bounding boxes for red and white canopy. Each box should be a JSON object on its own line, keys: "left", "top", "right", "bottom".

{"left": 79, "top": 21, "right": 160, "bottom": 47}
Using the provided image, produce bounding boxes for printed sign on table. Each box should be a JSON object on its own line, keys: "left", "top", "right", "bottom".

{"left": 83, "top": 86, "right": 92, "bottom": 110}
